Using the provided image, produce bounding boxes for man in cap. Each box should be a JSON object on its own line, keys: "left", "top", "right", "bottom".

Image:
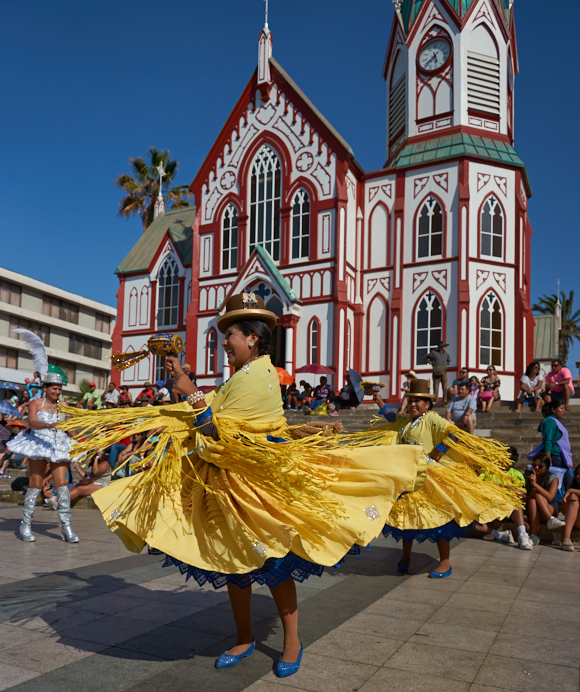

{"left": 103, "top": 382, "right": 120, "bottom": 407}
{"left": 423, "top": 341, "right": 451, "bottom": 403}
{"left": 81, "top": 382, "right": 102, "bottom": 410}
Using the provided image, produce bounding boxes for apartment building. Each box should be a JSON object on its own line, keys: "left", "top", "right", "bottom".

{"left": 0, "top": 267, "right": 116, "bottom": 393}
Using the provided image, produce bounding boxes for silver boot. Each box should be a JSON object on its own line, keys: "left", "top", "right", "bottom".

{"left": 55, "top": 486, "right": 80, "bottom": 543}
{"left": 20, "top": 487, "right": 42, "bottom": 541}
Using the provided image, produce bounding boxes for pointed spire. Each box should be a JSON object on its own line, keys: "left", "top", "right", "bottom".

{"left": 154, "top": 163, "right": 166, "bottom": 220}
{"left": 257, "top": 0, "right": 273, "bottom": 97}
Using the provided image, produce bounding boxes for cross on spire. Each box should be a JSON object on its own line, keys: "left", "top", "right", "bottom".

{"left": 154, "top": 163, "right": 166, "bottom": 219}
{"left": 264, "top": 0, "right": 269, "bottom": 28}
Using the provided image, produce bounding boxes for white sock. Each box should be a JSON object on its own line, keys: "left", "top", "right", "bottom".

{"left": 491, "top": 529, "right": 501, "bottom": 539}
{"left": 517, "top": 525, "right": 527, "bottom": 537}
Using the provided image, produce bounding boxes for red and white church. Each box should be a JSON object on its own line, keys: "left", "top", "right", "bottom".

{"left": 112, "top": 0, "right": 533, "bottom": 401}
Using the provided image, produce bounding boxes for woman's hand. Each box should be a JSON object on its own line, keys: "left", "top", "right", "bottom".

{"left": 529, "top": 470, "right": 537, "bottom": 487}
{"left": 373, "top": 392, "right": 385, "bottom": 408}
{"left": 165, "top": 356, "right": 184, "bottom": 379}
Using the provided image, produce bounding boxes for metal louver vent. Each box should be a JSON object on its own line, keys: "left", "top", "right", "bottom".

{"left": 389, "top": 74, "right": 406, "bottom": 141}
{"left": 467, "top": 52, "right": 500, "bottom": 116}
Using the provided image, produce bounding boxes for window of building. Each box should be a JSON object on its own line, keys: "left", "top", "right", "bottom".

{"left": 48, "top": 358, "right": 76, "bottom": 386}
{"left": 207, "top": 329, "right": 217, "bottom": 373}
{"left": 155, "top": 355, "right": 166, "bottom": 384}
{"left": 68, "top": 334, "right": 103, "bottom": 360}
{"left": 0, "top": 347, "right": 17, "bottom": 369}
{"left": 95, "top": 313, "right": 111, "bottom": 333}
{"left": 0, "top": 280, "right": 21, "bottom": 307}
{"left": 42, "top": 295, "right": 79, "bottom": 324}
{"left": 467, "top": 25, "right": 500, "bottom": 117}
{"left": 249, "top": 145, "right": 281, "bottom": 262}
{"left": 309, "top": 320, "right": 319, "bottom": 365}
{"left": 481, "top": 196, "right": 504, "bottom": 258}
{"left": 9, "top": 318, "right": 50, "bottom": 346}
{"left": 415, "top": 292, "right": 443, "bottom": 365}
{"left": 417, "top": 197, "right": 443, "bottom": 258}
{"left": 157, "top": 257, "right": 179, "bottom": 328}
{"left": 291, "top": 189, "right": 310, "bottom": 259}
{"left": 91, "top": 368, "right": 108, "bottom": 390}
{"left": 222, "top": 204, "right": 239, "bottom": 271}
{"left": 480, "top": 292, "right": 502, "bottom": 367}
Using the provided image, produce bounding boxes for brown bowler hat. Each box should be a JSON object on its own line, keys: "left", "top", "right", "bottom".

{"left": 406, "top": 379, "right": 435, "bottom": 399}
{"left": 216, "top": 291, "right": 278, "bottom": 333}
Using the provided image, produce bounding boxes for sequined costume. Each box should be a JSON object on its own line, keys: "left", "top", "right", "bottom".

{"left": 377, "top": 407, "right": 522, "bottom": 543}
{"left": 8, "top": 408, "right": 71, "bottom": 463}
{"left": 60, "top": 356, "right": 422, "bottom": 589}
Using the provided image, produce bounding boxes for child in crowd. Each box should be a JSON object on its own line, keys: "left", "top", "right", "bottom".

{"left": 560, "top": 464, "right": 580, "bottom": 551}
{"left": 474, "top": 447, "right": 533, "bottom": 549}
{"left": 285, "top": 382, "right": 300, "bottom": 411}
{"left": 525, "top": 452, "right": 565, "bottom": 544}
{"left": 469, "top": 376, "right": 481, "bottom": 406}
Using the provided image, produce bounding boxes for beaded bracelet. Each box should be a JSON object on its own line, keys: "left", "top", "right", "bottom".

{"left": 187, "top": 391, "right": 206, "bottom": 406}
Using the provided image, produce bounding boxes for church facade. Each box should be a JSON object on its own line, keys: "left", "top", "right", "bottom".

{"left": 112, "top": 0, "right": 533, "bottom": 400}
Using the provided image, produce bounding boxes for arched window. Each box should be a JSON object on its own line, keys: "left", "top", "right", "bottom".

{"left": 157, "top": 256, "right": 179, "bottom": 328}
{"left": 291, "top": 188, "right": 310, "bottom": 259}
{"left": 369, "top": 205, "right": 389, "bottom": 269}
{"left": 128, "top": 288, "right": 138, "bottom": 327}
{"left": 481, "top": 196, "right": 504, "bottom": 258}
{"left": 222, "top": 204, "right": 239, "bottom": 270}
{"left": 346, "top": 321, "right": 352, "bottom": 370}
{"left": 206, "top": 329, "right": 217, "bottom": 373}
{"left": 415, "top": 292, "right": 443, "bottom": 366}
{"left": 309, "top": 320, "right": 319, "bottom": 364}
{"left": 417, "top": 197, "right": 443, "bottom": 258}
{"left": 480, "top": 292, "right": 503, "bottom": 367}
{"left": 249, "top": 145, "right": 281, "bottom": 261}
{"left": 368, "top": 298, "right": 387, "bottom": 372}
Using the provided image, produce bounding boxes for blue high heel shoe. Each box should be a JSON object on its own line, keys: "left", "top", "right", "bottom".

{"left": 276, "top": 644, "right": 303, "bottom": 678}
{"left": 397, "top": 560, "right": 409, "bottom": 573}
{"left": 429, "top": 567, "right": 452, "bottom": 579}
{"left": 215, "top": 641, "right": 255, "bottom": 668}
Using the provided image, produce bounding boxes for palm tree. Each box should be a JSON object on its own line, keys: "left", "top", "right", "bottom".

{"left": 532, "top": 291, "right": 580, "bottom": 364}
{"left": 115, "top": 148, "right": 193, "bottom": 231}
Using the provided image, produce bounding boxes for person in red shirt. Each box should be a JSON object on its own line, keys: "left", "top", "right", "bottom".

{"left": 543, "top": 359, "right": 575, "bottom": 410}
{"left": 135, "top": 382, "right": 155, "bottom": 404}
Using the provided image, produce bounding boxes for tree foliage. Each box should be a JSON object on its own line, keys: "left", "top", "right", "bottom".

{"left": 532, "top": 291, "right": 580, "bottom": 364}
{"left": 115, "top": 148, "right": 193, "bottom": 231}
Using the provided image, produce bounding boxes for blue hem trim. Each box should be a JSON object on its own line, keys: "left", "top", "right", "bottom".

{"left": 382, "top": 520, "right": 472, "bottom": 544}
{"left": 148, "top": 543, "right": 366, "bottom": 590}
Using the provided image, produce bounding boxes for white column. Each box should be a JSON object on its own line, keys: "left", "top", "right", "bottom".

{"left": 285, "top": 328, "right": 294, "bottom": 376}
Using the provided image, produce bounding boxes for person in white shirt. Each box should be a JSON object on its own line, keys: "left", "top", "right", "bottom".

{"left": 515, "top": 361, "right": 543, "bottom": 413}
{"left": 153, "top": 380, "right": 169, "bottom": 404}
{"left": 102, "top": 382, "right": 120, "bottom": 407}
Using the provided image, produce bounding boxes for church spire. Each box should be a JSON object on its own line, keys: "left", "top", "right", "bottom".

{"left": 257, "top": 0, "right": 273, "bottom": 96}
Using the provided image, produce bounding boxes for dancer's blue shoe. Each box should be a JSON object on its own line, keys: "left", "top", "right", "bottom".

{"left": 215, "top": 641, "right": 255, "bottom": 668}
{"left": 397, "top": 560, "right": 409, "bottom": 573}
{"left": 428, "top": 567, "right": 452, "bottom": 579}
{"left": 275, "top": 644, "right": 303, "bottom": 678}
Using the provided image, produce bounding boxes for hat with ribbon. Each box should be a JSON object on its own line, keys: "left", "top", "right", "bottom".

{"left": 216, "top": 290, "right": 277, "bottom": 333}
{"left": 406, "top": 379, "right": 435, "bottom": 400}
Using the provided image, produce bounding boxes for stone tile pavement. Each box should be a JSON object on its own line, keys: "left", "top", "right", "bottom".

{"left": 0, "top": 505, "right": 578, "bottom": 691}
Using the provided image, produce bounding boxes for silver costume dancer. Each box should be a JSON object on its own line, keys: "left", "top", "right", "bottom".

{"left": 7, "top": 329, "right": 79, "bottom": 543}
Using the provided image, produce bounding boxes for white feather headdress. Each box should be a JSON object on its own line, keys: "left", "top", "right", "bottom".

{"left": 11, "top": 329, "right": 48, "bottom": 377}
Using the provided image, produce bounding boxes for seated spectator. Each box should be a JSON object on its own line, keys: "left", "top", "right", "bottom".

{"left": 515, "top": 361, "right": 543, "bottom": 413}
{"left": 82, "top": 382, "right": 102, "bottom": 410}
{"left": 399, "top": 371, "right": 416, "bottom": 415}
{"left": 480, "top": 367, "right": 501, "bottom": 412}
{"left": 469, "top": 376, "right": 481, "bottom": 406}
{"left": 299, "top": 381, "right": 313, "bottom": 409}
{"left": 331, "top": 374, "right": 360, "bottom": 412}
{"left": 525, "top": 452, "right": 566, "bottom": 544}
{"left": 69, "top": 456, "right": 113, "bottom": 502}
{"left": 561, "top": 464, "right": 580, "bottom": 551}
{"left": 543, "top": 359, "right": 574, "bottom": 410}
{"left": 17, "top": 389, "right": 31, "bottom": 416}
{"left": 113, "top": 433, "right": 148, "bottom": 478}
{"left": 153, "top": 380, "right": 169, "bottom": 405}
{"left": 446, "top": 382, "right": 477, "bottom": 434}
{"left": 446, "top": 368, "right": 470, "bottom": 405}
{"left": 135, "top": 382, "right": 155, "bottom": 404}
{"left": 103, "top": 382, "right": 120, "bottom": 407}
{"left": 285, "top": 382, "right": 300, "bottom": 411}
{"left": 308, "top": 377, "right": 332, "bottom": 414}
{"left": 103, "top": 399, "right": 117, "bottom": 409}
{"left": 474, "top": 447, "right": 534, "bottom": 549}
{"left": 29, "top": 387, "right": 40, "bottom": 401}
{"left": 118, "top": 385, "right": 132, "bottom": 407}
{"left": 0, "top": 421, "right": 28, "bottom": 476}
{"left": 139, "top": 396, "right": 152, "bottom": 407}
{"left": 183, "top": 364, "right": 197, "bottom": 383}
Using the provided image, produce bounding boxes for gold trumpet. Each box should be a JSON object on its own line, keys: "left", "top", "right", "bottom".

{"left": 109, "top": 334, "right": 184, "bottom": 371}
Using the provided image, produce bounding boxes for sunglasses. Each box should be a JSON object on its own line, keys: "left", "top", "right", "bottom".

{"left": 487, "top": 368, "right": 494, "bottom": 372}
{"left": 551, "top": 364, "right": 559, "bottom": 368}
{"left": 530, "top": 462, "right": 543, "bottom": 469}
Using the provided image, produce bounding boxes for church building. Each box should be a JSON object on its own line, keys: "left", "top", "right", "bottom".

{"left": 112, "top": 0, "right": 533, "bottom": 400}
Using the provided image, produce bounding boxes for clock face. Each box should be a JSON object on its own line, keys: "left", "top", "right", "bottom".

{"left": 418, "top": 38, "right": 452, "bottom": 72}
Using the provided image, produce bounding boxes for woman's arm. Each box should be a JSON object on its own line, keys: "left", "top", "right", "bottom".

{"left": 72, "top": 460, "right": 86, "bottom": 479}
{"left": 529, "top": 474, "right": 558, "bottom": 501}
{"left": 532, "top": 379, "right": 543, "bottom": 392}
{"left": 165, "top": 357, "right": 204, "bottom": 406}
{"left": 28, "top": 399, "right": 57, "bottom": 430}
{"left": 563, "top": 488, "right": 580, "bottom": 502}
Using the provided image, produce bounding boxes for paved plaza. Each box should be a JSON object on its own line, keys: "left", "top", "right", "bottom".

{"left": 0, "top": 505, "right": 578, "bottom": 692}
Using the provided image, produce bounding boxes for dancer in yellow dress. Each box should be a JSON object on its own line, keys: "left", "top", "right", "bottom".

{"left": 61, "top": 292, "right": 421, "bottom": 678}
{"left": 373, "top": 379, "right": 521, "bottom": 578}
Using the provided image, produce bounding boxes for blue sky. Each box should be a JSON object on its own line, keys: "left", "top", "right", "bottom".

{"left": 2, "top": 0, "right": 579, "bottom": 366}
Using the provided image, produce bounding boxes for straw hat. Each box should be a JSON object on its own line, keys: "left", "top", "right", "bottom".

{"left": 406, "top": 379, "right": 435, "bottom": 399}
{"left": 216, "top": 291, "right": 277, "bottom": 333}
